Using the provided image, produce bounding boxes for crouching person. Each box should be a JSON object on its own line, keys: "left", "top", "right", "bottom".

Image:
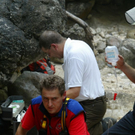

{"left": 15, "top": 75, "right": 90, "bottom": 135}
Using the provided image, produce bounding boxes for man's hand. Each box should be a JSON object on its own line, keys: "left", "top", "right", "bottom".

{"left": 106, "top": 54, "right": 135, "bottom": 83}
{"left": 115, "top": 55, "right": 125, "bottom": 69}
{"left": 105, "top": 55, "right": 125, "bottom": 69}
{"left": 15, "top": 123, "right": 28, "bottom": 135}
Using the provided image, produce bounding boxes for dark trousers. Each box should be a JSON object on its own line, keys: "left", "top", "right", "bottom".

{"left": 102, "top": 103, "right": 135, "bottom": 135}
{"left": 80, "top": 96, "right": 107, "bottom": 135}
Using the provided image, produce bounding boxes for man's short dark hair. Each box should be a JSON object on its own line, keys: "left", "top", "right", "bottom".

{"left": 40, "top": 75, "right": 65, "bottom": 96}
{"left": 39, "top": 31, "right": 65, "bottom": 49}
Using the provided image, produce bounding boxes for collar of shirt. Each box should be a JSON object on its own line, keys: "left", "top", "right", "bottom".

{"left": 63, "top": 38, "right": 72, "bottom": 63}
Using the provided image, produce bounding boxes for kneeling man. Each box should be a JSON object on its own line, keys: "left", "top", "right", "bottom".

{"left": 15, "top": 75, "right": 89, "bottom": 135}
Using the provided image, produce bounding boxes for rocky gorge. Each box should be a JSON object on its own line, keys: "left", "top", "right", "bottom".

{"left": 0, "top": 0, "right": 135, "bottom": 132}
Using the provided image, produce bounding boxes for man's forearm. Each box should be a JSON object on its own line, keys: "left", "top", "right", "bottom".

{"left": 120, "top": 63, "right": 135, "bottom": 83}
{"left": 15, "top": 123, "right": 28, "bottom": 135}
{"left": 66, "top": 87, "right": 81, "bottom": 99}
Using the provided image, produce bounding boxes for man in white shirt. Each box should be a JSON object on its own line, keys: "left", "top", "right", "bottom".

{"left": 39, "top": 30, "right": 107, "bottom": 135}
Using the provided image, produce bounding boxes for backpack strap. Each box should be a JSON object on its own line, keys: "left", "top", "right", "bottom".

{"left": 31, "top": 102, "right": 35, "bottom": 118}
{"left": 61, "top": 97, "right": 70, "bottom": 131}
{"left": 41, "top": 115, "right": 47, "bottom": 129}
{"left": 46, "top": 58, "right": 51, "bottom": 67}
{"left": 31, "top": 102, "right": 47, "bottom": 130}
{"left": 40, "top": 98, "right": 69, "bottom": 132}
{"left": 37, "top": 60, "right": 54, "bottom": 75}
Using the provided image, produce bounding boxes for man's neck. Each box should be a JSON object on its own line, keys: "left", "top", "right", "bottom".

{"left": 59, "top": 39, "right": 67, "bottom": 58}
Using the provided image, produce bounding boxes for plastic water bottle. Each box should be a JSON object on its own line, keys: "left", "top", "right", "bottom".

{"left": 105, "top": 46, "right": 119, "bottom": 66}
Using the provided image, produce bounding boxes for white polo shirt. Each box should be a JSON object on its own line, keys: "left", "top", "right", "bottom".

{"left": 62, "top": 38, "right": 105, "bottom": 102}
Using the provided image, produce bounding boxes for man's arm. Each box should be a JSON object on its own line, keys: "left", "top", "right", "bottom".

{"left": 66, "top": 87, "right": 81, "bottom": 99}
{"left": 65, "top": 57, "right": 84, "bottom": 99}
{"left": 106, "top": 55, "right": 135, "bottom": 83}
{"left": 68, "top": 112, "right": 89, "bottom": 135}
{"left": 15, "top": 122, "right": 28, "bottom": 135}
{"left": 15, "top": 104, "right": 35, "bottom": 135}
{"left": 116, "top": 55, "right": 135, "bottom": 83}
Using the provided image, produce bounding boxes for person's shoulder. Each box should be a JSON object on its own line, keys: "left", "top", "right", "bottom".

{"left": 69, "top": 39, "right": 91, "bottom": 55}
{"left": 67, "top": 99, "right": 84, "bottom": 115}
{"left": 31, "top": 95, "right": 42, "bottom": 105}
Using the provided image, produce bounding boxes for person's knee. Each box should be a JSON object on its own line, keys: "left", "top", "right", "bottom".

{"left": 101, "top": 117, "right": 117, "bottom": 133}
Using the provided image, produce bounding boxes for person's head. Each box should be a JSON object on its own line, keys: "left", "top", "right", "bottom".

{"left": 39, "top": 31, "right": 66, "bottom": 58}
{"left": 40, "top": 75, "right": 66, "bottom": 114}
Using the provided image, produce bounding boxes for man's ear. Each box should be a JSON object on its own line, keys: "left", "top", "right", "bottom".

{"left": 51, "top": 43, "right": 58, "bottom": 50}
{"left": 62, "top": 91, "right": 66, "bottom": 99}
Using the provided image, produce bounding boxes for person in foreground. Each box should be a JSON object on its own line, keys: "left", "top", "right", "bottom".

{"left": 103, "top": 55, "right": 135, "bottom": 135}
{"left": 39, "top": 30, "right": 106, "bottom": 135}
{"left": 15, "top": 75, "right": 89, "bottom": 135}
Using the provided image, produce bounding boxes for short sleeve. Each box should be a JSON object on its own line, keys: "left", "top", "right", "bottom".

{"left": 21, "top": 105, "right": 35, "bottom": 130}
{"left": 68, "top": 112, "right": 89, "bottom": 135}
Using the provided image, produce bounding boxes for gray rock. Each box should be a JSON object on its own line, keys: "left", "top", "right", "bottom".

{"left": 106, "top": 36, "right": 122, "bottom": 48}
{"left": 96, "top": 41, "right": 106, "bottom": 53}
{"left": 0, "top": 89, "right": 8, "bottom": 102}
{"left": 66, "top": 0, "right": 95, "bottom": 18}
{"left": 64, "top": 24, "right": 86, "bottom": 40}
{"left": 0, "top": 0, "right": 67, "bottom": 87}
{"left": 96, "top": 53, "right": 106, "bottom": 69}
{"left": 127, "top": 29, "right": 135, "bottom": 39}
{"left": 8, "top": 71, "right": 48, "bottom": 106}
{"left": 119, "top": 38, "right": 135, "bottom": 67}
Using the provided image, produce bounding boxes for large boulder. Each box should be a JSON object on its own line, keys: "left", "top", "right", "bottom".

{"left": 0, "top": 0, "right": 67, "bottom": 87}
{"left": 8, "top": 71, "right": 48, "bottom": 106}
{"left": 119, "top": 38, "right": 135, "bottom": 67}
{"left": 66, "top": 0, "right": 95, "bottom": 19}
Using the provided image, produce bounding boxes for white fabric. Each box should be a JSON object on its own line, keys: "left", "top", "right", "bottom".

{"left": 62, "top": 38, "right": 105, "bottom": 102}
